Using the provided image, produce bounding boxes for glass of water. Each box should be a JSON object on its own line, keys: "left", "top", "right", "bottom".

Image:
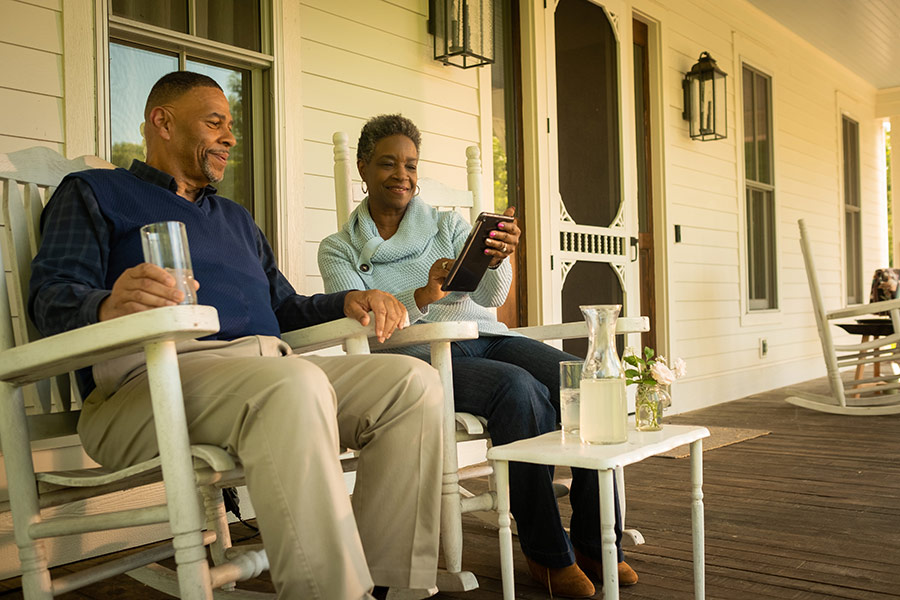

{"left": 139, "top": 221, "right": 197, "bottom": 305}
{"left": 559, "top": 360, "right": 583, "bottom": 438}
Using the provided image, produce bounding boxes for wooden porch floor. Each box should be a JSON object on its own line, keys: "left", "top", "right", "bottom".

{"left": 2, "top": 374, "right": 898, "bottom": 599}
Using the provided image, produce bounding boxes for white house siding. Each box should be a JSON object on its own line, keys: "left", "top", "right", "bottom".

{"left": 0, "top": 0, "right": 65, "bottom": 154}
{"left": 295, "top": 0, "right": 488, "bottom": 293}
{"left": 641, "top": 0, "right": 886, "bottom": 412}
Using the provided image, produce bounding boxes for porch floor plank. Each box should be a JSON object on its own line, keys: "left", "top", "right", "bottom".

{"left": 1, "top": 374, "right": 897, "bottom": 599}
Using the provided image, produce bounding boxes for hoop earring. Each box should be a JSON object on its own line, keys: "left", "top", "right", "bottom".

{"left": 415, "top": 185, "right": 421, "bottom": 197}
{"left": 361, "top": 182, "right": 368, "bottom": 194}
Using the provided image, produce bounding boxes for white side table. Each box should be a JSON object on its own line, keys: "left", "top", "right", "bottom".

{"left": 486, "top": 425, "right": 710, "bottom": 600}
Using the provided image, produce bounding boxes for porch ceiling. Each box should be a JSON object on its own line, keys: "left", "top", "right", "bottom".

{"left": 747, "top": 0, "right": 900, "bottom": 90}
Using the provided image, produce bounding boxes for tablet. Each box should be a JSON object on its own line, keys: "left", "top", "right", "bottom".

{"left": 441, "top": 212, "right": 514, "bottom": 292}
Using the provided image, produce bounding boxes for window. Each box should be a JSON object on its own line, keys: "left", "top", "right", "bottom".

{"left": 843, "top": 116, "right": 862, "bottom": 303}
{"left": 107, "top": 1, "right": 272, "bottom": 234}
{"left": 743, "top": 65, "right": 776, "bottom": 310}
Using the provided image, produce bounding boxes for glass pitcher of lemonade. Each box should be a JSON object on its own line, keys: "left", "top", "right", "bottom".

{"left": 579, "top": 305, "right": 628, "bottom": 445}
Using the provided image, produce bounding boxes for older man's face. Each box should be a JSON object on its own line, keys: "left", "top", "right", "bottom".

{"left": 164, "top": 86, "right": 236, "bottom": 185}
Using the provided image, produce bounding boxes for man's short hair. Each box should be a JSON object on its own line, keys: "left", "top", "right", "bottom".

{"left": 144, "top": 71, "right": 223, "bottom": 120}
{"left": 357, "top": 114, "right": 422, "bottom": 163}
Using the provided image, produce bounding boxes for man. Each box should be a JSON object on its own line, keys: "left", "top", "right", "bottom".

{"left": 29, "top": 71, "right": 442, "bottom": 599}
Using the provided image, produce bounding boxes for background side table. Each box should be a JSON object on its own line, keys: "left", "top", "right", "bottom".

{"left": 486, "top": 425, "right": 710, "bottom": 600}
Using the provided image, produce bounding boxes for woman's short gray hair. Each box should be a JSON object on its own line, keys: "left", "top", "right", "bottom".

{"left": 357, "top": 114, "right": 422, "bottom": 163}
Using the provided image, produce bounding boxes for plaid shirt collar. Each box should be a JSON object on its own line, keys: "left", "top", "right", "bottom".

{"left": 128, "top": 159, "right": 218, "bottom": 205}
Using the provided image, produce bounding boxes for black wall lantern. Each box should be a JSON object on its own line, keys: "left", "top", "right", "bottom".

{"left": 428, "top": 0, "right": 494, "bottom": 68}
{"left": 682, "top": 52, "right": 727, "bottom": 141}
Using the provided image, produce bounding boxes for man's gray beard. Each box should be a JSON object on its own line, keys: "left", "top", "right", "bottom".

{"left": 202, "top": 156, "right": 224, "bottom": 184}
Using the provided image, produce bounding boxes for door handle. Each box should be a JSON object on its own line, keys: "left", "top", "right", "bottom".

{"left": 630, "top": 237, "right": 639, "bottom": 262}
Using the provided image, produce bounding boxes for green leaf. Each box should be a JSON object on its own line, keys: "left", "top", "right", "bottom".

{"left": 625, "top": 369, "right": 640, "bottom": 378}
{"left": 623, "top": 355, "right": 640, "bottom": 366}
{"left": 644, "top": 346, "right": 654, "bottom": 361}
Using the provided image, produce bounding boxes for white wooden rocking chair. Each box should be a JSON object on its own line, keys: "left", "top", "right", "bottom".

{"left": 785, "top": 218, "right": 900, "bottom": 415}
{"left": 0, "top": 147, "right": 410, "bottom": 599}
{"left": 330, "top": 132, "right": 649, "bottom": 592}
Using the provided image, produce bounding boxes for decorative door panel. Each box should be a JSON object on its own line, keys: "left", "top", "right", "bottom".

{"left": 546, "top": 0, "right": 628, "bottom": 358}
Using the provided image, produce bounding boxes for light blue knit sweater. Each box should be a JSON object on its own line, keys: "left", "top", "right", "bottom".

{"left": 318, "top": 197, "right": 516, "bottom": 360}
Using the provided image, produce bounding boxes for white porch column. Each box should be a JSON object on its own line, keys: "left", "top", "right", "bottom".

{"left": 892, "top": 116, "right": 900, "bottom": 265}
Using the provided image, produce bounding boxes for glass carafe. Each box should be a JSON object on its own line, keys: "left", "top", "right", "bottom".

{"left": 579, "top": 305, "right": 628, "bottom": 445}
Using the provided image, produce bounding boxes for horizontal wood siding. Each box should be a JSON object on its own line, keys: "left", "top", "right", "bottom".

{"left": 298, "top": 0, "right": 483, "bottom": 292}
{"left": 0, "top": 0, "right": 65, "bottom": 154}
{"left": 659, "top": 0, "right": 885, "bottom": 410}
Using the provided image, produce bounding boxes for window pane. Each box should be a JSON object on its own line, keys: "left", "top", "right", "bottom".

{"left": 755, "top": 74, "right": 770, "bottom": 184}
{"left": 109, "top": 43, "right": 178, "bottom": 169}
{"left": 195, "top": 0, "right": 261, "bottom": 52}
{"left": 186, "top": 59, "right": 253, "bottom": 214}
{"left": 846, "top": 210, "right": 860, "bottom": 303}
{"left": 742, "top": 67, "right": 756, "bottom": 181}
{"left": 748, "top": 189, "right": 764, "bottom": 300}
{"left": 112, "top": 0, "right": 187, "bottom": 33}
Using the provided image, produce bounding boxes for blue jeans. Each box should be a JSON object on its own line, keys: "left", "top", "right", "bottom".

{"left": 450, "top": 335, "right": 624, "bottom": 568}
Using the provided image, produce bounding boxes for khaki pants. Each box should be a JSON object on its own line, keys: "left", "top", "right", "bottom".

{"left": 79, "top": 336, "right": 443, "bottom": 599}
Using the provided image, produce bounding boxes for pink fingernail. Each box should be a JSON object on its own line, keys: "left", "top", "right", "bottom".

{"left": 484, "top": 249, "right": 491, "bottom": 254}
{"left": 489, "top": 231, "right": 496, "bottom": 237}
{"left": 498, "top": 223, "right": 505, "bottom": 228}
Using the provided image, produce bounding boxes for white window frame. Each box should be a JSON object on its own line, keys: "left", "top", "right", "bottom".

{"left": 733, "top": 32, "right": 783, "bottom": 328}
{"left": 842, "top": 114, "right": 862, "bottom": 304}
{"left": 97, "top": 0, "right": 277, "bottom": 239}
{"left": 836, "top": 91, "right": 869, "bottom": 306}
{"left": 742, "top": 64, "right": 777, "bottom": 312}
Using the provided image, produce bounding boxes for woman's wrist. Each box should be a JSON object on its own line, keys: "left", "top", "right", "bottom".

{"left": 414, "top": 287, "right": 432, "bottom": 310}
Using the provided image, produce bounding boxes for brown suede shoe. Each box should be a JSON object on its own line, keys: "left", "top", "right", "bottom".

{"left": 573, "top": 548, "right": 639, "bottom": 586}
{"left": 525, "top": 556, "right": 595, "bottom": 598}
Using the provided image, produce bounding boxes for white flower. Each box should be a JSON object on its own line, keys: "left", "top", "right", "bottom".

{"left": 650, "top": 361, "right": 676, "bottom": 386}
{"left": 625, "top": 346, "right": 637, "bottom": 358}
{"left": 673, "top": 358, "right": 687, "bottom": 379}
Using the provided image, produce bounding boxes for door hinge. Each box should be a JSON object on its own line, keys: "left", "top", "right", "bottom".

{"left": 551, "top": 255, "right": 554, "bottom": 270}
{"left": 547, "top": 118, "right": 550, "bottom": 133}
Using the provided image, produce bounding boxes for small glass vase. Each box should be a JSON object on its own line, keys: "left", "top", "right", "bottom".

{"left": 579, "top": 305, "right": 628, "bottom": 445}
{"left": 635, "top": 384, "right": 671, "bottom": 431}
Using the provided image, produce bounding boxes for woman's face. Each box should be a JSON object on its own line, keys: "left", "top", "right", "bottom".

{"left": 358, "top": 134, "right": 418, "bottom": 212}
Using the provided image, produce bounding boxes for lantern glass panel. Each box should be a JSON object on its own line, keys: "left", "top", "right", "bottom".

{"left": 432, "top": 0, "right": 494, "bottom": 68}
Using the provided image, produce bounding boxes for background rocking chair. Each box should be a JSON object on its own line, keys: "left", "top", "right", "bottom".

{"left": 785, "top": 219, "right": 900, "bottom": 415}
{"left": 331, "top": 132, "right": 649, "bottom": 592}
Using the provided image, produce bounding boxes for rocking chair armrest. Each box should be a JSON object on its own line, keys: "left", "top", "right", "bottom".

{"left": 370, "top": 321, "right": 479, "bottom": 351}
{"left": 0, "top": 305, "right": 219, "bottom": 386}
{"left": 513, "top": 316, "right": 649, "bottom": 341}
{"left": 827, "top": 299, "right": 900, "bottom": 320}
{"left": 282, "top": 317, "right": 378, "bottom": 354}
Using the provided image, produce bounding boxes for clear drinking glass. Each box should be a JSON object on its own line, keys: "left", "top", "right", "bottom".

{"left": 139, "top": 221, "right": 197, "bottom": 305}
{"left": 559, "top": 360, "right": 582, "bottom": 438}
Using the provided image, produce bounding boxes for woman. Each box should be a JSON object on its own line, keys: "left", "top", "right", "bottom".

{"left": 318, "top": 114, "right": 637, "bottom": 598}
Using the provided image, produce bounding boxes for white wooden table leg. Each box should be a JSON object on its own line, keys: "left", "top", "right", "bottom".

{"left": 493, "top": 460, "right": 515, "bottom": 600}
{"left": 145, "top": 340, "right": 212, "bottom": 600}
{"left": 690, "top": 439, "right": 705, "bottom": 600}
{"left": 598, "top": 468, "right": 619, "bottom": 600}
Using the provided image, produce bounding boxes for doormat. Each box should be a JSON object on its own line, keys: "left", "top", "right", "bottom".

{"left": 655, "top": 426, "right": 770, "bottom": 459}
